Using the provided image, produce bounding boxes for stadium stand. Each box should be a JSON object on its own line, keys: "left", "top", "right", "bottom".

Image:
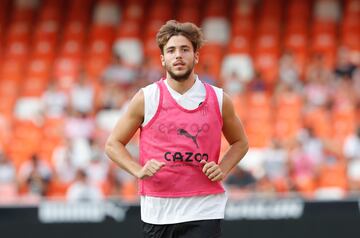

{"left": 0, "top": 0, "right": 359, "bottom": 202}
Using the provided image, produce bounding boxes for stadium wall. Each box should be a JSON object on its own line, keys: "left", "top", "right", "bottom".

{"left": 1, "top": 198, "right": 360, "bottom": 238}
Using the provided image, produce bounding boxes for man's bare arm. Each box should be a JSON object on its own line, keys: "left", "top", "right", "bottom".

{"left": 105, "top": 90, "right": 164, "bottom": 179}
{"left": 202, "top": 92, "right": 249, "bottom": 181}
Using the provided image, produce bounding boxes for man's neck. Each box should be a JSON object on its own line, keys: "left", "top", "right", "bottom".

{"left": 166, "top": 73, "right": 196, "bottom": 95}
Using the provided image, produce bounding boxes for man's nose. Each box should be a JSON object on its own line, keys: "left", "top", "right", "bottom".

{"left": 175, "top": 49, "right": 182, "bottom": 59}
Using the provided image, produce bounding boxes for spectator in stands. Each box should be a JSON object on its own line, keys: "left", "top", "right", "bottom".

{"left": 70, "top": 71, "right": 95, "bottom": 114}
{"left": 0, "top": 151, "right": 17, "bottom": 202}
{"left": 247, "top": 71, "right": 266, "bottom": 92}
{"left": 85, "top": 138, "right": 109, "bottom": 185}
{"left": 299, "top": 128, "right": 325, "bottom": 168}
{"left": 64, "top": 109, "right": 95, "bottom": 140}
{"left": 352, "top": 67, "right": 360, "bottom": 104}
{"left": 223, "top": 71, "right": 245, "bottom": 96}
{"left": 101, "top": 52, "right": 138, "bottom": 88}
{"left": 343, "top": 126, "right": 360, "bottom": 190}
{"left": 51, "top": 139, "right": 76, "bottom": 184}
{"left": 18, "top": 154, "right": 52, "bottom": 197}
{"left": 41, "top": 80, "right": 69, "bottom": 118}
{"left": 97, "top": 80, "right": 127, "bottom": 110}
{"left": 334, "top": 46, "right": 357, "bottom": 81}
{"left": 0, "top": 116, "right": 10, "bottom": 147}
{"left": 0, "top": 151, "right": 16, "bottom": 185}
{"left": 330, "top": 78, "right": 357, "bottom": 112}
{"left": 69, "top": 137, "right": 93, "bottom": 169}
{"left": 314, "top": 146, "right": 348, "bottom": 199}
{"left": 303, "top": 64, "right": 332, "bottom": 109}
{"left": 66, "top": 169, "right": 104, "bottom": 202}
{"left": 106, "top": 165, "right": 137, "bottom": 201}
{"left": 198, "top": 63, "right": 216, "bottom": 85}
{"left": 225, "top": 166, "right": 256, "bottom": 192}
{"left": 138, "top": 57, "right": 164, "bottom": 85}
{"left": 289, "top": 139, "right": 317, "bottom": 195}
{"left": 279, "top": 51, "right": 302, "bottom": 91}
{"left": 262, "top": 140, "right": 290, "bottom": 192}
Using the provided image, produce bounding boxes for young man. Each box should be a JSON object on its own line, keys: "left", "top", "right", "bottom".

{"left": 105, "top": 20, "right": 249, "bottom": 238}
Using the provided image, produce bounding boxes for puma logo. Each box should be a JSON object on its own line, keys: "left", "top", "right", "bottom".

{"left": 177, "top": 128, "right": 202, "bottom": 148}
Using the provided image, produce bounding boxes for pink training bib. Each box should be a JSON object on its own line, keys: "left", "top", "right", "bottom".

{"left": 139, "top": 79, "right": 224, "bottom": 197}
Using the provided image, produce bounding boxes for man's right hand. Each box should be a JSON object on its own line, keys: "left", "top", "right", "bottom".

{"left": 137, "top": 159, "right": 165, "bottom": 179}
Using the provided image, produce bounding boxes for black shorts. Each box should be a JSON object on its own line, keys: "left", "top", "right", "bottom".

{"left": 142, "top": 219, "right": 222, "bottom": 238}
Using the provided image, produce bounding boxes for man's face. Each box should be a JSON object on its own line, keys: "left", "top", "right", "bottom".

{"left": 161, "top": 35, "right": 199, "bottom": 81}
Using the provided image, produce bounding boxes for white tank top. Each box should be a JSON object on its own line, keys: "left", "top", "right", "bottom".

{"left": 140, "top": 77, "right": 227, "bottom": 224}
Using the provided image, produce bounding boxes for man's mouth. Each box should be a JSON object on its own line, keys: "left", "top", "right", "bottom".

{"left": 173, "top": 61, "right": 185, "bottom": 66}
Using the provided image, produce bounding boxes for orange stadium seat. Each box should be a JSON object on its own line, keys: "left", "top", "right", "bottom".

{"left": 122, "top": 1, "right": 145, "bottom": 23}
{"left": 20, "top": 77, "right": 48, "bottom": 97}
{"left": 332, "top": 105, "right": 356, "bottom": 143}
{"left": 26, "top": 58, "right": 52, "bottom": 79}
{"left": 42, "top": 117, "right": 65, "bottom": 141}
{"left": 286, "top": 0, "right": 311, "bottom": 20}
{"left": 227, "top": 35, "right": 252, "bottom": 55}
{"left": 232, "top": 94, "right": 247, "bottom": 120}
{"left": 58, "top": 40, "right": 84, "bottom": 61}
{"left": 53, "top": 58, "right": 81, "bottom": 91}
{"left": 274, "top": 90, "right": 303, "bottom": 140}
{"left": 145, "top": 20, "right": 166, "bottom": 39}
{"left": 244, "top": 91, "right": 273, "bottom": 147}
{"left": 229, "top": 16, "right": 254, "bottom": 54}
{"left": 11, "top": 8, "right": 35, "bottom": 23}
{"left": 38, "top": 5, "right": 61, "bottom": 23}
{"left": 341, "top": 12, "right": 360, "bottom": 51}
{"left": 203, "top": 0, "right": 228, "bottom": 18}
{"left": 46, "top": 179, "right": 69, "bottom": 198}
{"left": 149, "top": 3, "right": 172, "bottom": 22}
{"left": 31, "top": 39, "right": 57, "bottom": 62}
{"left": 62, "top": 21, "right": 87, "bottom": 43}
{"left": 304, "top": 107, "right": 332, "bottom": 139}
{"left": 197, "top": 44, "right": 224, "bottom": 81}
{"left": 253, "top": 51, "right": 279, "bottom": 85}
{"left": 176, "top": 6, "right": 201, "bottom": 25}
{"left": 85, "top": 56, "right": 111, "bottom": 79}
{"left": 311, "top": 21, "right": 338, "bottom": 68}
{"left": 89, "top": 24, "right": 116, "bottom": 46}
{"left": 0, "top": 96, "right": 16, "bottom": 120}
{"left": 317, "top": 160, "right": 348, "bottom": 191}
{"left": 116, "top": 20, "right": 142, "bottom": 38}
{"left": 245, "top": 121, "right": 272, "bottom": 148}
{"left": 87, "top": 38, "right": 113, "bottom": 60}
{"left": 0, "top": 86, "right": 21, "bottom": 118}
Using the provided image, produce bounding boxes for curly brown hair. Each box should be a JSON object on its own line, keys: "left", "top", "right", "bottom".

{"left": 156, "top": 20, "right": 205, "bottom": 54}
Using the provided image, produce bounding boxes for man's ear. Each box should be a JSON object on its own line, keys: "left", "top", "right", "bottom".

{"left": 160, "top": 54, "right": 165, "bottom": 66}
{"left": 194, "top": 51, "right": 199, "bottom": 64}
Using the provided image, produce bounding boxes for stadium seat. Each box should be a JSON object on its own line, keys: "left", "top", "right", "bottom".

{"left": 20, "top": 77, "right": 48, "bottom": 97}
{"left": 304, "top": 107, "right": 332, "bottom": 139}
{"left": 148, "top": 3, "right": 172, "bottom": 22}
{"left": 176, "top": 6, "right": 201, "bottom": 25}
{"left": 116, "top": 20, "right": 141, "bottom": 38}
{"left": 122, "top": 1, "right": 145, "bottom": 23}
{"left": 203, "top": 0, "right": 228, "bottom": 18}
{"left": 53, "top": 58, "right": 81, "bottom": 91}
